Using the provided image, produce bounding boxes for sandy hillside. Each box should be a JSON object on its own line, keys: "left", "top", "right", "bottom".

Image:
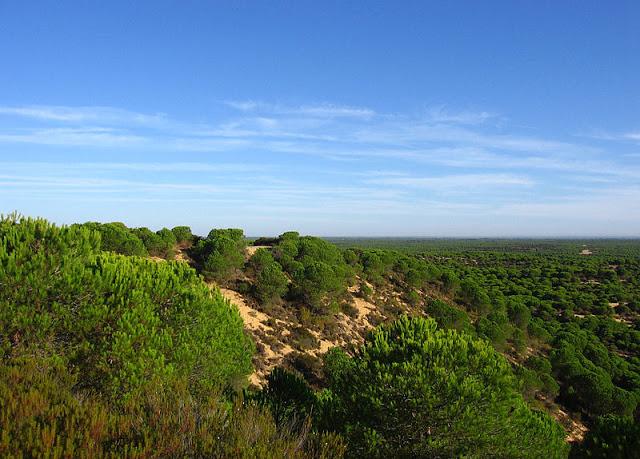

{"left": 217, "top": 282, "right": 382, "bottom": 386}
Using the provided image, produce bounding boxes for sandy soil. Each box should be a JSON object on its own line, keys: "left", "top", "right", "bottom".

{"left": 537, "top": 394, "right": 588, "bottom": 443}
{"left": 219, "top": 288, "right": 272, "bottom": 333}
{"left": 218, "top": 287, "right": 297, "bottom": 386}
{"left": 217, "top": 280, "right": 385, "bottom": 386}
{"left": 174, "top": 251, "right": 191, "bottom": 263}
{"left": 246, "top": 245, "right": 271, "bottom": 258}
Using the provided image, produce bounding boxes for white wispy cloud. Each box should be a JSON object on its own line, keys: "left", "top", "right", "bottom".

{"left": 0, "top": 105, "right": 168, "bottom": 126}
{"left": 0, "top": 127, "right": 147, "bottom": 147}
{"left": 494, "top": 186, "right": 640, "bottom": 222}
{"left": 426, "top": 106, "right": 497, "bottom": 125}
{"left": 366, "top": 173, "right": 534, "bottom": 190}
{"left": 0, "top": 161, "right": 269, "bottom": 173}
{"left": 0, "top": 103, "right": 637, "bottom": 184}
{"left": 0, "top": 170, "right": 404, "bottom": 202}
{"left": 291, "top": 104, "right": 375, "bottom": 119}
{"left": 224, "top": 100, "right": 261, "bottom": 111}
{"left": 225, "top": 100, "right": 376, "bottom": 118}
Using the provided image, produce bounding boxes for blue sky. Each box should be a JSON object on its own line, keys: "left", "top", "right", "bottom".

{"left": 0, "top": 1, "right": 638, "bottom": 237}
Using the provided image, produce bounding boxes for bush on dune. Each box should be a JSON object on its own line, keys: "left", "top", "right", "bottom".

{"left": 74, "top": 221, "right": 148, "bottom": 256}
{"left": 255, "top": 316, "right": 568, "bottom": 458}
{"left": 319, "top": 316, "right": 568, "bottom": 458}
{"left": 171, "top": 225, "right": 194, "bottom": 246}
{"left": 192, "top": 227, "right": 246, "bottom": 283}
{"left": 133, "top": 226, "right": 176, "bottom": 258}
{"left": 272, "top": 233, "right": 352, "bottom": 313}
{"left": 0, "top": 215, "right": 253, "bottom": 397}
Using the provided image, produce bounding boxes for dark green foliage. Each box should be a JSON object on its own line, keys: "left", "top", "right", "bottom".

{"left": 404, "top": 289, "right": 422, "bottom": 307}
{"left": 528, "top": 317, "right": 554, "bottom": 343}
{"left": 255, "top": 262, "right": 289, "bottom": 304}
{"left": 322, "top": 347, "right": 354, "bottom": 387}
{"left": 133, "top": 226, "right": 176, "bottom": 258}
{"left": 0, "top": 216, "right": 348, "bottom": 457}
{"left": 171, "top": 225, "right": 193, "bottom": 245}
{"left": 359, "top": 282, "right": 373, "bottom": 300}
{"left": 293, "top": 261, "right": 343, "bottom": 310}
{"left": 360, "top": 251, "right": 384, "bottom": 284}
{"left": 460, "top": 278, "right": 491, "bottom": 314}
{"left": 252, "top": 236, "right": 279, "bottom": 246}
{"left": 477, "top": 316, "right": 510, "bottom": 350}
{"left": 75, "top": 221, "right": 148, "bottom": 256}
{"left": 272, "top": 233, "right": 352, "bottom": 312}
{"left": 5, "top": 217, "right": 640, "bottom": 457}
{"left": 440, "top": 270, "right": 460, "bottom": 294}
{"left": 571, "top": 415, "right": 640, "bottom": 458}
{"left": 525, "top": 356, "right": 560, "bottom": 397}
{"left": 373, "top": 242, "right": 640, "bottom": 421}
{"left": 249, "top": 247, "right": 276, "bottom": 271}
{"left": 192, "top": 227, "right": 246, "bottom": 283}
{"left": 321, "top": 316, "right": 569, "bottom": 458}
{"left": 551, "top": 328, "right": 638, "bottom": 417}
{"left": 253, "top": 367, "right": 316, "bottom": 427}
{"left": 425, "top": 299, "right": 472, "bottom": 332}
{"left": 73, "top": 222, "right": 181, "bottom": 259}
{"left": 247, "top": 248, "right": 290, "bottom": 304}
{"left": 508, "top": 300, "right": 532, "bottom": 329}
{"left": 342, "top": 248, "right": 360, "bottom": 268}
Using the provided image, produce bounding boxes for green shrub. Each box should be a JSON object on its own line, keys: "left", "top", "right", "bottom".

{"left": 425, "top": 299, "right": 472, "bottom": 332}
{"left": 508, "top": 300, "right": 532, "bottom": 330}
{"left": 193, "top": 228, "right": 246, "bottom": 283}
{"left": 571, "top": 415, "right": 640, "bottom": 459}
{"left": 321, "top": 316, "right": 569, "bottom": 458}
{"left": 133, "top": 226, "right": 176, "bottom": 258}
{"left": 359, "top": 283, "right": 373, "bottom": 300}
{"left": 0, "top": 216, "right": 253, "bottom": 397}
{"left": 249, "top": 247, "right": 276, "bottom": 271}
{"left": 253, "top": 367, "right": 316, "bottom": 427}
{"left": 75, "top": 221, "right": 147, "bottom": 256}
{"left": 171, "top": 225, "right": 193, "bottom": 245}
{"left": 405, "top": 290, "right": 422, "bottom": 307}
{"left": 271, "top": 233, "right": 352, "bottom": 312}
{"left": 255, "top": 262, "right": 289, "bottom": 304}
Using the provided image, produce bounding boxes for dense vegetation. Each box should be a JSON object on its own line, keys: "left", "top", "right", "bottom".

{"left": 253, "top": 317, "right": 568, "bottom": 458}
{"left": 321, "top": 316, "right": 568, "bottom": 458}
{"left": 331, "top": 238, "right": 640, "bottom": 456}
{"left": 0, "top": 216, "right": 339, "bottom": 457}
{"left": 75, "top": 221, "right": 193, "bottom": 258}
{"left": 1, "top": 216, "right": 638, "bottom": 457}
{"left": 191, "top": 228, "right": 247, "bottom": 283}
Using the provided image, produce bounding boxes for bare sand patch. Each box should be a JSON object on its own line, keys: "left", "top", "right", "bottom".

{"left": 246, "top": 245, "right": 271, "bottom": 258}
{"left": 217, "top": 287, "right": 297, "bottom": 386}
{"left": 219, "top": 288, "right": 272, "bottom": 333}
